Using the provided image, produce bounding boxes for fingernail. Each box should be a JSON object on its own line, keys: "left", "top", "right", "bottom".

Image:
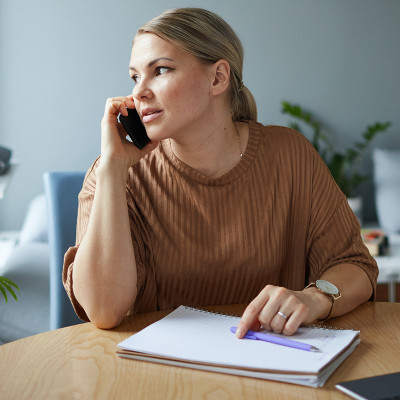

{"left": 236, "top": 328, "right": 242, "bottom": 338}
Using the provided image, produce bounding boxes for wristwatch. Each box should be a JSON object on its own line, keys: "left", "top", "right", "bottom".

{"left": 305, "top": 280, "right": 341, "bottom": 321}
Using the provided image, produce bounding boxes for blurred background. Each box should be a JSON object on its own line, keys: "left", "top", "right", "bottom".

{"left": 1, "top": 0, "right": 399, "bottom": 229}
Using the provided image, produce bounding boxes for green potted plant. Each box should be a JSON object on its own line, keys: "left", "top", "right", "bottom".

{"left": 0, "top": 276, "right": 19, "bottom": 303}
{"left": 281, "top": 101, "right": 391, "bottom": 221}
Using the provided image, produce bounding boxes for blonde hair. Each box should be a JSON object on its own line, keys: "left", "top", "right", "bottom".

{"left": 137, "top": 8, "right": 257, "bottom": 121}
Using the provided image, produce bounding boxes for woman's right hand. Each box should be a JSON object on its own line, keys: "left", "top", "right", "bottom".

{"left": 73, "top": 94, "right": 156, "bottom": 328}
{"left": 100, "top": 95, "right": 158, "bottom": 171}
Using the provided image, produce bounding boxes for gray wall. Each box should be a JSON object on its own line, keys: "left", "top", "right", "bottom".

{"left": 1, "top": 0, "right": 399, "bottom": 230}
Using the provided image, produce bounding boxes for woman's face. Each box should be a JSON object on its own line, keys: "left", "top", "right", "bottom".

{"left": 129, "top": 33, "right": 215, "bottom": 142}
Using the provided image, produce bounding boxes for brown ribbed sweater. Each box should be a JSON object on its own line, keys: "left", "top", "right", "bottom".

{"left": 63, "top": 121, "right": 378, "bottom": 321}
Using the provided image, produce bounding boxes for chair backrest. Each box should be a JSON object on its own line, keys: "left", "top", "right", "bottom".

{"left": 44, "top": 171, "right": 86, "bottom": 330}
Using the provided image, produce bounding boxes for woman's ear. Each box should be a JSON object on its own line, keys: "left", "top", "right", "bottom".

{"left": 209, "top": 59, "right": 230, "bottom": 96}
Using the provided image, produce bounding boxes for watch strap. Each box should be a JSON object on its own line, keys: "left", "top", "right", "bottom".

{"left": 305, "top": 281, "right": 338, "bottom": 322}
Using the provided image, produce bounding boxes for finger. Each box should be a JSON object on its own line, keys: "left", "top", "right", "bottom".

{"left": 249, "top": 319, "right": 262, "bottom": 332}
{"left": 118, "top": 96, "right": 137, "bottom": 116}
{"left": 125, "top": 95, "right": 135, "bottom": 108}
{"left": 120, "top": 95, "right": 135, "bottom": 111}
{"left": 269, "top": 309, "right": 290, "bottom": 334}
{"left": 257, "top": 301, "right": 282, "bottom": 331}
{"left": 269, "top": 290, "right": 310, "bottom": 335}
{"left": 118, "top": 100, "right": 130, "bottom": 116}
{"left": 256, "top": 286, "right": 292, "bottom": 331}
{"left": 105, "top": 96, "right": 133, "bottom": 117}
{"left": 104, "top": 98, "right": 125, "bottom": 118}
{"left": 282, "top": 303, "right": 308, "bottom": 336}
{"left": 236, "top": 286, "right": 272, "bottom": 338}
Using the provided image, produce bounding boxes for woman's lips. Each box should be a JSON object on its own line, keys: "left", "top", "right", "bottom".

{"left": 142, "top": 110, "right": 163, "bottom": 123}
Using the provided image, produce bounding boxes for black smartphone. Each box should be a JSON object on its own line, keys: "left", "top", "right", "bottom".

{"left": 118, "top": 108, "right": 150, "bottom": 149}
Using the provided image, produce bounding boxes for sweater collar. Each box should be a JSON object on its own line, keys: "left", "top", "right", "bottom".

{"left": 160, "top": 120, "right": 261, "bottom": 186}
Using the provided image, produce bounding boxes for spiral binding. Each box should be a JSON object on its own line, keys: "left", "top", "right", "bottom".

{"left": 183, "top": 306, "right": 356, "bottom": 331}
{"left": 183, "top": 305, "right": 240, "bottom": 319}
{"left": 304, "top": 319, "right": 358, "bottom": 331}
{"left": 303, "top": 323, "right": 350, "bottom": 331}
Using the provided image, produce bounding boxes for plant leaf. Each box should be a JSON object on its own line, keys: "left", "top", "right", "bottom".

{"left": 328, "top": 153, "right": 345, "bottom": 180}
{"left": 362, "top": 121, "right": 391, "bottom": 141}
{"left": 345, "top": 148, "right": 360, "bottom": 164}
{"left": 0, "top": 283, "right": 8, "bottom": 302}
{"left": 281, "top": 100, "right": 391, "bottom": 195}
{"left": 0, "top": 276, "right": 19, "bottom": 292}
{"left": 1, "top": 280, "right": 18, "bottom": 301}
{"left": 289, "top": 122, "right": 301, "bottom": 132}
{"left": 0, "top": 276, "right": 20, "bottom": 302}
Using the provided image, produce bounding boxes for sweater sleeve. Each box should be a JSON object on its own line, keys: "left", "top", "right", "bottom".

{"left": 62, "top": 159, "right": 98, "bottom": 322}
{"left": 305, "top": 147, "right": 378, "bottom": 298}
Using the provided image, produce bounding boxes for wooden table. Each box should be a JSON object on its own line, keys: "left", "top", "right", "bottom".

{"left": 0, "top": 302, "right": 399, "bottom": 399}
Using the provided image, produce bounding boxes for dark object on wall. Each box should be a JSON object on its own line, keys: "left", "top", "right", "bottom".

{"left": 0, "top": 146, "right": 12, "bottom": 176}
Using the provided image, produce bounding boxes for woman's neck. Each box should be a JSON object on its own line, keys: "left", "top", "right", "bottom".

{"left": 169, "top": 117, "right": 248, "bottom": 179}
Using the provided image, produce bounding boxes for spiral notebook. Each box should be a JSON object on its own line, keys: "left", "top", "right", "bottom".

{"left": 117, "top": 305, "right": 360, "bottom": 387}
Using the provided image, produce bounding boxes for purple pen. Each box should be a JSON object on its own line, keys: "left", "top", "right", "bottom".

{"left": 230, "top": 327, "right": 320, "bottom": 352}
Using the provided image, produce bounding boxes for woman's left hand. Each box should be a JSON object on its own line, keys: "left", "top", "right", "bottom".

{"left": 236, "top": 284, "right": 331, "bottom": 337}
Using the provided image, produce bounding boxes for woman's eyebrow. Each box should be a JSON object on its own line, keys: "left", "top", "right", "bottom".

{"left": 129, "top": 57, "right": 175, "bottom": 72}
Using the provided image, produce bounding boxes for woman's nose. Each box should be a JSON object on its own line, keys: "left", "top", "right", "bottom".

{"left": 132, "top": 80, "right": 153, "bottom": 101}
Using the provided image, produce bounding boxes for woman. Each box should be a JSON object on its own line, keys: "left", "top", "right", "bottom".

{"left": 63, "top": 8, "right": 377, "bottom": 337}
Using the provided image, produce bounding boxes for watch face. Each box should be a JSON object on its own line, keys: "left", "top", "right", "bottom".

{"left": 316, "top": 280, "right": 339, "bottom": 295}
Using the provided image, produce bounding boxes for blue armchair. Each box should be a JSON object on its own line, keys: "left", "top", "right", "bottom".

{"left": 44, "top": 171, "right": 86, "bottom": 330}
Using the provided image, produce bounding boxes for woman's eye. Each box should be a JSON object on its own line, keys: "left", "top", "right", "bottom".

{"left": 131, "top": 74, "right": 140, "bottom": 84}
{"left": 156, "top": 67, "right": 170, "bottom": 76}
